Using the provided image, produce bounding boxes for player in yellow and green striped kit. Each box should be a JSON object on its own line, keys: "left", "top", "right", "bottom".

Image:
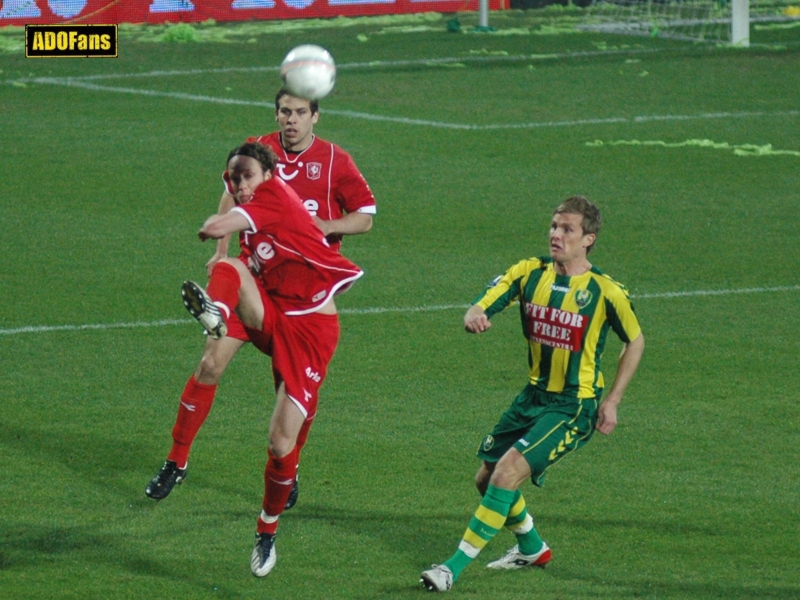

{"left": 421, "top": 196, "right": 645, "bottom": 592}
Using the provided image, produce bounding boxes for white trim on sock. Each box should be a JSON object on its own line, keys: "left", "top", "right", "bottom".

{"left": 509, "top": 514, "right": 534, "bottom": 535}
{"left": 458, "top": 540, "right": 481, "bottom": 559}
{"left": 259, "top": 510, "right": 279, "bottom": 524}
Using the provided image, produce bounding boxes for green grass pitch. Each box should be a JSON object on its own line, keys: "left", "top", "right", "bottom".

{"left": 1, "top": 11, "right": 799, "bottom": 599}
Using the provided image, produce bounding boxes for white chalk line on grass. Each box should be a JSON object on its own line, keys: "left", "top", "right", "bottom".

{"left": 2, "top": 285, "right": 797, "bottom": 337}
{"left": 8, "top": 52, "right": 798, "bottom": 131}
{"left": 631, "top": 285, "right": 800, "bottom": 299}
{"left": 0, "top": 318, "right": 192, "bottom": 336}
{"left": 12, "top": 75, "right": 800, "bottom": 130}
{"left": 11, "top": 48, "right": 664, "bottom": 83}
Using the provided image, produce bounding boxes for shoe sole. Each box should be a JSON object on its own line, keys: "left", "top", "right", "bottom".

{"left": 420, "top": 570, "right": 452, "bottom": 592}
{"left": 181, "top": 283, "right": 205, "bottom": 317}
{"left": 181, "top": 281, "right": 226, "bottom": 339}
{"left": 419, "top": 575, "right": 440, "bottom": 592}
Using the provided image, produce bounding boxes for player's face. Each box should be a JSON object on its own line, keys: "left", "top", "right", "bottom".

{"left": 549, "top": 212, "right": 595, "bottom": 265}
{"left": 275, "top": 94, "right": 318, "bottom": 152}
{"left": 226, "top": 155, "right": 271, "bottom": 204}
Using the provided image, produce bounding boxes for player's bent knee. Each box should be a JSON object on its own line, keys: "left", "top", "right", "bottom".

{"left": 216, "top": 256, "right": 244, "bottom": 270}
{"left": 490, "top": 451, "right": 531, "bottom": 490}
{"left": 194, "top": 344, "right": 234, "bottom": 382}
{"left": 267, "top": 438, "right": 297, "bottom": 459}
{"left": 267, "top": 428, "right": 300, "bottom": 458}
{"left": 195, "top": 356, "right": 225, "bottom": 383}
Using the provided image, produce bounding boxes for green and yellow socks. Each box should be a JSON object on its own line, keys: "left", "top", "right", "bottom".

{"left": 505, "top": 489, "right": 545, "bottom": 555}
{"left": 442, "top": 485, "right": 545, "bottom": 581}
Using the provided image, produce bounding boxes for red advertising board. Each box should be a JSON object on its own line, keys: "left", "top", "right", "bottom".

{"left": 0, "top": 0, "right": 503, "bottom": 25}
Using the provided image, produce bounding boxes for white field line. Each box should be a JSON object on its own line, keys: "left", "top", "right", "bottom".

{"left": 631, "top": 285, "right": 800, "bottom": 299}
{"left": 1, "top": 285, "right": 797, "bottom": 336}
{"left": 13, "top": 74, "right": 800, "bottom": 130}
{"left": 8, "top": 53, "right": 799, "bottom": 130}
{"left": 12, "top": 49, "right": 662, "bottom": 82}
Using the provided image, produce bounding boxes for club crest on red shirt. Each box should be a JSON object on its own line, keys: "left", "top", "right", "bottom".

{"left": 306, "top": 162, "right": 322, "bottom": 180}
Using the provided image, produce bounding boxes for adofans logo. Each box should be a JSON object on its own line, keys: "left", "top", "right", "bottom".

{"left": 26, "top": 25, "right": 117, "bottom": 58}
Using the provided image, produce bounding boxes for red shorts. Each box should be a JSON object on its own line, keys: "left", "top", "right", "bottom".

{"left": 272, "top": 310, "right": 339, "bottom": 420}
{"left": 225, "top": 311, "right": 250, "bottom": 342}
{"left": 239, "top": 284, "right": 340, "bottom": 421}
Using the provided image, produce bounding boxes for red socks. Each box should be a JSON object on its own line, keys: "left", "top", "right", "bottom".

{"left": 257, "top": 447, "right": 299, "bottom": 534}
{"left": 168, "top": 375, "right": 217, "bottom": 468}
{"left": 206, "top": 261, "right": 241, "bottom": 318}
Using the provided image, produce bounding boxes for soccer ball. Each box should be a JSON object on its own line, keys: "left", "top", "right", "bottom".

{"left": 280, "top": 44, "right": 336, "bottom": 100}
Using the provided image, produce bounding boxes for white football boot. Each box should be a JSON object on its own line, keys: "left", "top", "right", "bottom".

{"left": 250, "top": 532, "right": 277, "bottom": 577}
{"left": 487, "top": 543, "right": 552, "bottom": 570}
{"left": 420, "top": 564, "right": 453, "bottom": 592}
{"left": 181, "top": 280, "right": 227, "bottom": 340}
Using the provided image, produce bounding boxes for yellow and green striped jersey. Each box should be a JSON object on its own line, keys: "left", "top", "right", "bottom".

{"left": 475, "top": 256, "right": 641, "bottom": 399}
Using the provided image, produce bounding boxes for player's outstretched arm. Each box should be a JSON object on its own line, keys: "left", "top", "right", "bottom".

{"left": 464, "top": 304, "right": 492, "bottom": 334}
{"left": 314, "top": 211, "right": 373, "bottom": 237}
{"left": 596, "top": 333, "right": 645, "bottom": 435}
{"left": 199, "top": 211, "right": 250, "bottom": 242}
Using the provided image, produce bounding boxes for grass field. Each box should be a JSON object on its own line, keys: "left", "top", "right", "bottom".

{"left": 1, "top": 10, "right": 799, "bottom": 599}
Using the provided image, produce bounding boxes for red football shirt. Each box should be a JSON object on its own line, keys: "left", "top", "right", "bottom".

{"left": 230, "top": 176, "right": 363, "bottom": 315}
{"left": 225, "top": 132, "right": 376, "bottom": 251}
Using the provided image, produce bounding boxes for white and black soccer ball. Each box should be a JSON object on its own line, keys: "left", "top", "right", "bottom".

{"left": 280, "top": 44, "right": 336, "bottom": 100}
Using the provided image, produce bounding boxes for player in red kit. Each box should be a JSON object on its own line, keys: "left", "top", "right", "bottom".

{"left": 240, "top": 95, "right": 376, "bottom": 252}
{"left": 145, "top": 89, "right": 375, "bottom": 509}
{"left": 181, "top": 142, "right": 362, "bottom": 576}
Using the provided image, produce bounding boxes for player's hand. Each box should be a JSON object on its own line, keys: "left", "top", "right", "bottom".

{"left": 464, "top": 305, "right": 491, "bottom": 334}
{"left": 596, "top": 399, "right": 619, "bottom": 435}
{"left": 198, "top": 229, "right": 222, "bottom": 242}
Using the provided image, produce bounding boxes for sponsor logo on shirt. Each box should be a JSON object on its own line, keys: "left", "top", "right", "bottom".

{"left": 256, "top": 242, "right": 275, "bottom": 261}
{"left": 277, "top": 163, "right": 298, "bottom": 181}
{"left": 524, "top": 302, "right": 589, "bottom": 352}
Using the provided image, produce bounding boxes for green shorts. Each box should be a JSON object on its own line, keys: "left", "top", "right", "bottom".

{"left": 477, "top": 383, "right": 598, "bottom": 487}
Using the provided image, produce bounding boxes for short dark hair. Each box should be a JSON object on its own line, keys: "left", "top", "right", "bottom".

{"left": 275, "top": 87, "right": 319, "bottom": 115}
{"left": 554, "top": 196, "right": 602, "bottom": 253}
{"left": 227, "top": 142, "right": 278, "bottom": 172}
